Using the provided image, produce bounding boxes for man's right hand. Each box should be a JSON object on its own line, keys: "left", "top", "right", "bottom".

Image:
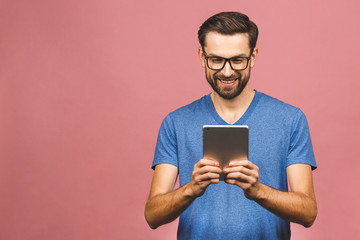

{"left": 187, "top": 159, "right": 222, "bottom": 198}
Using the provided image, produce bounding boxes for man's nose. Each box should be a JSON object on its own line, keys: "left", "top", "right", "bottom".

{"left": 221, "top": 60, "right": 234, "bottom": 77}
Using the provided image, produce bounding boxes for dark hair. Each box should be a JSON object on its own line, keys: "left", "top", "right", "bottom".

{"left": 198, "top": 12, "right": 259, "bottom": 51}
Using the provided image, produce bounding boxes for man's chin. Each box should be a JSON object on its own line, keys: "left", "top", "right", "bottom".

{"left": 215, "top": 89, "right": 242, "bottom": 100}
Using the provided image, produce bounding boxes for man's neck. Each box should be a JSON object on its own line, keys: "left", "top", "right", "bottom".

{"left": 210, "top": 86, "right": 255, "bottom": 125}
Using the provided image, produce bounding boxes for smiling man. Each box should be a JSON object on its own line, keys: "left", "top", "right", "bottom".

{"left": 145, "top": 12, "right": 317, "bottom": 239}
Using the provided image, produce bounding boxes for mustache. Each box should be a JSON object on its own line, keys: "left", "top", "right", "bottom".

{"left": 214, "top": 73, "right": 240, "bottom": 80}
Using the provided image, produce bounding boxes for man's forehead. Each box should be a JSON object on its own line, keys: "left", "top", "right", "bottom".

{"left": 203, "top": 32, "right": 251, "bottom": 56}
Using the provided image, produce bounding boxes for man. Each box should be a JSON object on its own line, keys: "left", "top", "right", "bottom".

{"left": 145, "top": 12, "right": 317, "bottom": 239}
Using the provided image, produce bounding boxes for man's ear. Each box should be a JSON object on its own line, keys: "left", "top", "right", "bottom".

{"left": 198, "top": 46, "right": 206, "bottom": 68}
{"left": 250, "top": 47, "right": 258, "bottom": 68}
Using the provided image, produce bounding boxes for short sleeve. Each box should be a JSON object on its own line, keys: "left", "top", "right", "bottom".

{"left": 152, "top": 114, "right": 179, "bottom": 170}
{"left": 287, "top": 109, "right": 317, "bottom": 170}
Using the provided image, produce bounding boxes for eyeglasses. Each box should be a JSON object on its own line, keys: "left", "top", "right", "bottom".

{"left": 203, "top": 50, "right": 251, "bottom": 71}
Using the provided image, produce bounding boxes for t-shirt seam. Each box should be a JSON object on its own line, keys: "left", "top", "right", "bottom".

{"left": 287, "top": 108, "right": 302, "bottom": 155}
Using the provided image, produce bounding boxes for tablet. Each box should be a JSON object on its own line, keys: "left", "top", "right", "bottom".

{"left": 203, "top": 125, "right": 249, "bottom": 180}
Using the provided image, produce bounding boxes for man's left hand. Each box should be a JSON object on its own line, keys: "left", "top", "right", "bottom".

{"left": 223, "top": 160, "right": 262, "bottom": 200}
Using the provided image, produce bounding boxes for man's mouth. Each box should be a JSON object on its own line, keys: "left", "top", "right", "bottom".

{"left": 217, "top": 78, "right": 238, "bottom": 86}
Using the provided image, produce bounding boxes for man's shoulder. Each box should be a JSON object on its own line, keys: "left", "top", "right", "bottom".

{"left": 257, "top": 91, "right": 301, "bottom": 114}
{"left": 167, "top": 94, "right": 209, "bottom": 119}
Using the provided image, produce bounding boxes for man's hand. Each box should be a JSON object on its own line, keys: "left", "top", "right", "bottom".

{"left": 187, "top": 159, "right": 222, "bottom": 198}
{"left": 223, "top": 160, "right": 261, "bottom": 200}
{"left": 145, "top": 160, "right": 221, "bottom": 229}
{"left": 223, "top": 161, "right": 317, "bottom": 227}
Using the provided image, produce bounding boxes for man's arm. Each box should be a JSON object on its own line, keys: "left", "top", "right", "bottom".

{"left": 224, "top": 161, "right": 317, "bottom": 227}
{"left": 145, "top": 160, "right": 222, "bottom": 229}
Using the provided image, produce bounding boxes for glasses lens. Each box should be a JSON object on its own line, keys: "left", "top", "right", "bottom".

{"left": 207, "top": 57, "right": 225, "bottom": 70}
{"left": 230, "top": 57, "right": 248, "bottom": 70}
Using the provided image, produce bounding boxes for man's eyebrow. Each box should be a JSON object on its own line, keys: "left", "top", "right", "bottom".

{"left": 207, "top": 53, "right": 249, "bottom": 58}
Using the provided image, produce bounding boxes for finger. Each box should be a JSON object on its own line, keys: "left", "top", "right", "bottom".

{"left": 210, "top": 178, "right": 220, "bottom": 184}
{"left": 198, "top": 158, "right": 220, "bottom": 167}
{"left": 198, "top": 165, "right": 222, "bottom": 174}
{"left": 201, "top": 178, "right": 220, "bottom": 186}
{"left": 223, "top": 166, "right": 253, "bottom": 175}
{"left": 194, "top": 172, "right": 221, "bottom": 182}
{"left": 224, "top": 178, "right": 239, "bottom": 185}
{"left": 225, "top": 179, "right": 249, "bottom": 188}
{"left": 228, "top": 160, "right": 258, "bottom": 170}
{"left": 225, "top": 171, "right": 253, "bottom": 182}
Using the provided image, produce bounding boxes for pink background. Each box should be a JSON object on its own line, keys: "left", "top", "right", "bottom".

{"left": 1, "top": 0, "right": 360, "bottom": 239}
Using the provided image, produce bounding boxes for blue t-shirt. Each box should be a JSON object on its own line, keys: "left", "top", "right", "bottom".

{"left": 152, "top": 91, "right": 316, "bottom": 240}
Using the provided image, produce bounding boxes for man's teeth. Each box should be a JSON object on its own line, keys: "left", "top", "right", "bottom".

{"left": 220, "top": 79, "right": 236, "bottom": 84}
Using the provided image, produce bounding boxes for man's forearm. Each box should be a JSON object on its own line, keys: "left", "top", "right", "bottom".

{"left": 254, "top": 183, "right": 317, "bottom": 227}
{"left": 145, "top": 183, "right": 195, "bottom": 229}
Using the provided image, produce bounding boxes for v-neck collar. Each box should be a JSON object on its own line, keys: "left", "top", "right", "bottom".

{"left": 205, "top": 90, "right": 262, "bottom": 125}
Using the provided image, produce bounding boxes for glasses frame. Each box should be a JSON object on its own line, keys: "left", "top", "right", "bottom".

{"left": 202, "top": 49, "right": 252, "bottom": 71}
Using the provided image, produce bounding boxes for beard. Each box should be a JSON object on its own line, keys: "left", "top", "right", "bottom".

{"left": 206, "top": 68, "right": 251, "bottom": 100}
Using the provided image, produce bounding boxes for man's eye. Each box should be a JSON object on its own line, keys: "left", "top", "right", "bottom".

{"left": 231, "top": 58, "right": 245, "bottom": 64}
{"left": 211, "top": 58, "right": 224, "bottom": 63}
